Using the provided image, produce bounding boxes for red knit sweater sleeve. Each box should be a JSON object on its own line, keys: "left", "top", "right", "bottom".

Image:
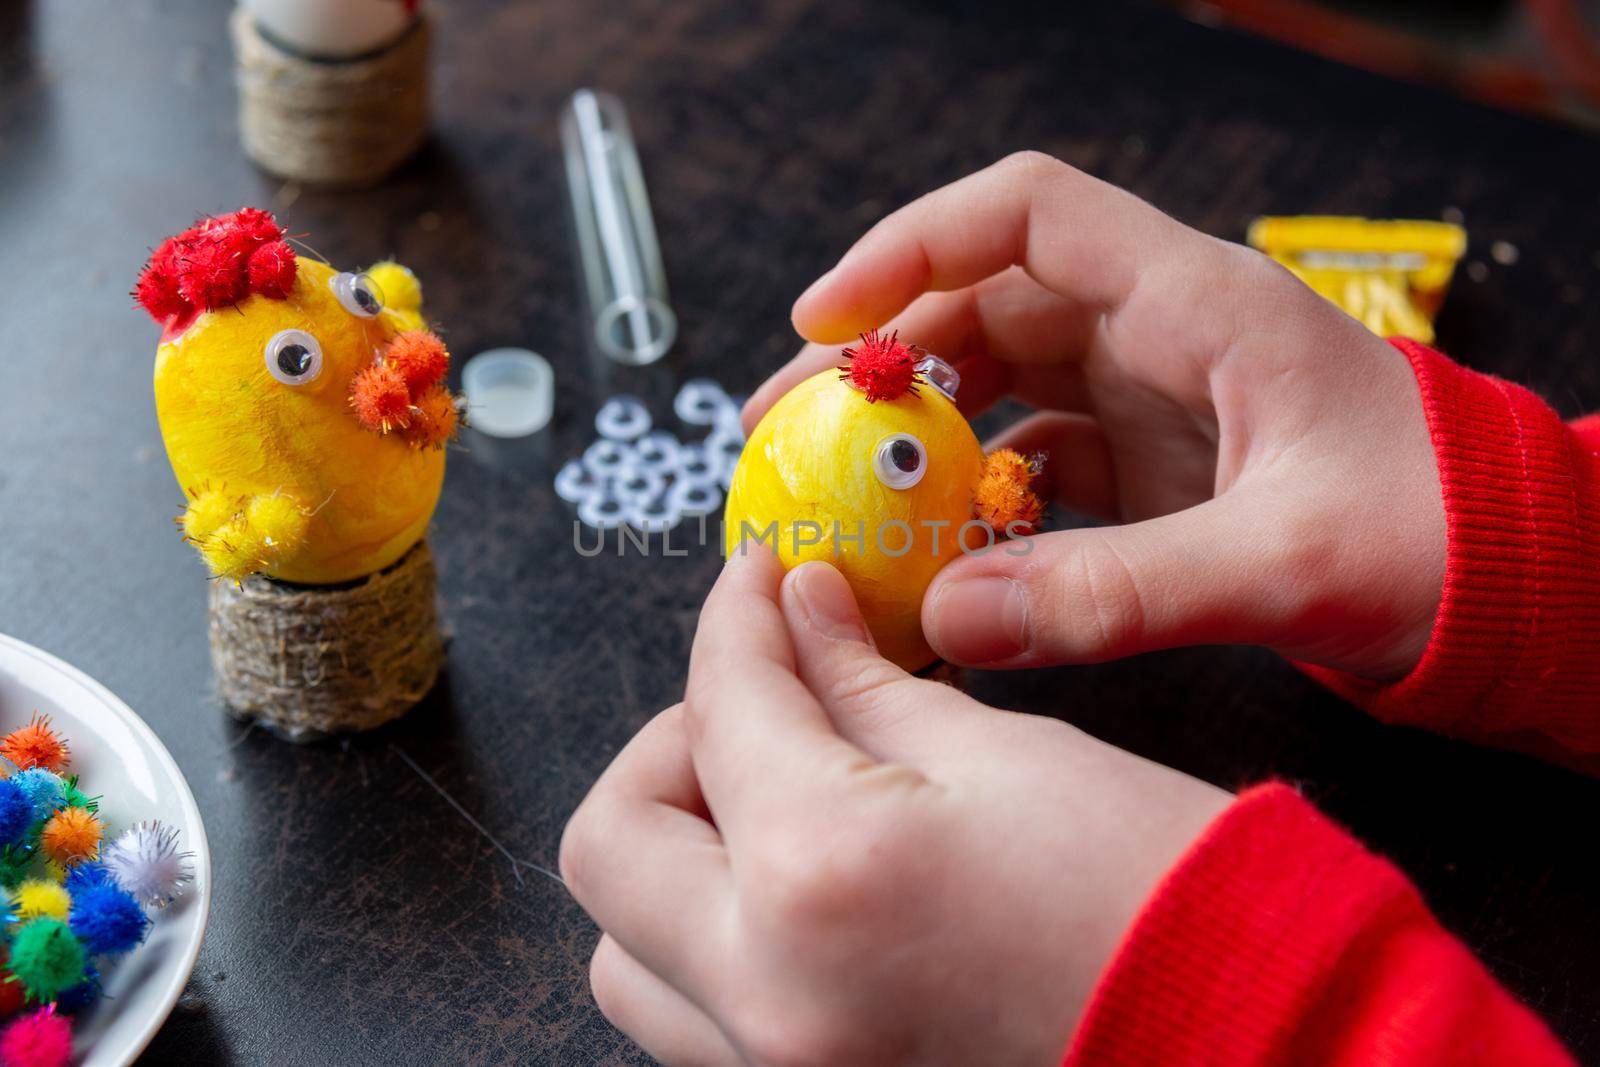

{"left": 1302, "top": 340, "right": 1600, "bottom": 766}
{"left": 1063, "top": 784, "right": 1574, "bottom": 1067}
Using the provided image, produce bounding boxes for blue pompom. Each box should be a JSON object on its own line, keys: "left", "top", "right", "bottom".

{"left": 69, "top": 882, "right": 150, "bottom": 956}
{"left": 10, "top": 768, "right": 65, "bottom": 822}
{"left": 56, "top": 961, "right": 102, "bottom": 1013}
{"left": 64, "top": 861, "right": 114, "bottom": 894}
{"left": 0, "top": 778, "right": 29, "bottom": 847}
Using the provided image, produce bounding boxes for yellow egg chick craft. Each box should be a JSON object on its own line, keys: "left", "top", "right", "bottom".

{"left": 135, "top": 207, "right": 456, "bottom": 738}
{"left": 725, "top": 332, "right": 1044, "bottom": 671}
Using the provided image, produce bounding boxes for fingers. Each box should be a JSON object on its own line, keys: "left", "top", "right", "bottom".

{"left": 923, "top": 488, "right": 1316, "bottom": 667}
{"left": 560, "top": 704, "right": 735, "bottom": 1009}
{"left": 684, "top": 550, "right": 872, "bottom": 851}
{"left": 744, "top": 268, "right": 1092, "bottom": 433}
{"left": 589, "top": 936, "right": 742, "bottom": 1067}
{"left": 984, "top": 411, "right": 1118, "bottom": 522}
{"left": 792, "top": 151, "right": 1194, "bottom": 345}
{"left": 778, "top": 562, "right": 984, "bottom": 766}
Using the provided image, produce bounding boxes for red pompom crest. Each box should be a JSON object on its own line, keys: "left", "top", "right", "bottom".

{"left": 839, "top": 330, "right": 922, "bottom": 402}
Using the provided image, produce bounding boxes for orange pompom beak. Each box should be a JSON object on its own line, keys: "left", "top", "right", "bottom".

{"left": 350, "top": 330, "right": 458, "bottom": 449}
{"left": 973, "top": 448, "right": 1045, "bottom": 535}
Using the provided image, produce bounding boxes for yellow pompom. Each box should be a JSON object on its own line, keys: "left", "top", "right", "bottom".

{"left": 199, "top": 517, "right": 267, "bottom": 581}
{"left": 246, "top": 494, "right": 310, "bottom": 557}
{"left": 182, "top": 487, "right": 243, "bottom": 544}
{"left": 366, "top": 261, "right": 422, "bottom": 315}
{"left": 14, "top": 878, "right": 70, "bottom": 922}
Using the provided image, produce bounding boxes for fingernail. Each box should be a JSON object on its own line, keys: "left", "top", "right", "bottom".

{"left": 793, "top": 564, "right": 871, "bottom": 644}
{"left": 932, "top": 578, "right": 1028, "bottom": 664}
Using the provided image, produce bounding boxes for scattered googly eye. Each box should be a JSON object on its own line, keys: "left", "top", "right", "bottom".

{"left": 673, "top": 442, "right": 719, "bottom": 485}
{"left": 674, "top": 379, "right": 728, "bottom": 426}
{"left": 626, "top": 497, "right": 682, "bottom": 534}
{"left": 668, "top": 480, "right": 722, "bottom": 516}
{"left": 583, "top": 439, "right": 635, "bottom": 478}
{"left": 554, "top": 459, "right": 606, "bottom": 503}
{"left": 595, "top": 395, "right": 652, "bottom": 441}
{"left": 872, "top": 433, "right": 927, "bottom": 490}
{"left": 705, "top": 428, "right": 745, "bottom": 470}
{"left": 713, "top": 396, "right": 748, "bottom": 437}
{"left": 578, "top": 494, "right": 628, "bottom": 530}
{"left": 615, "top": 468, "right": 666, "bottom": 505}
{"left": 330, "top": 271, "right": 384, "bottom": 318}
{"left": 264, "top": 329, "right": 324, "bottom": 386}
{"left": 632, "top": 431, "right": 681, "bottom": 474}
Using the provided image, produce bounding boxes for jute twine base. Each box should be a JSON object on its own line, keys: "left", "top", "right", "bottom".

{"left": 209, "top": 541, "right": 444, "bottom": 742}
{"left": 231, "top": 8, "right": 429, "bottom": 188}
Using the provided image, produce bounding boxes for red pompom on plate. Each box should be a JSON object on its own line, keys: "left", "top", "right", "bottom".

{"left": 839, "top": 330, "right": 921, "bottom": 402}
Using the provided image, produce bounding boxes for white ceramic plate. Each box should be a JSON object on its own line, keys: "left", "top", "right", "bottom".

{"left": 0, "top": 634, "right": 211, "bottom": 1067}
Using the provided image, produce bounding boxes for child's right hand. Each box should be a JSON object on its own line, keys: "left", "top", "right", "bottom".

{"left": 744, "top": 152, "right": 1447, "bottom": 681}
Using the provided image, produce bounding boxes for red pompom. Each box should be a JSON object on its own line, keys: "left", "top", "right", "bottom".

{"left": 839, "top": 330, "right": 922, "bottom": 402}
{"left": 134, "top": 262, "right": 187, "bottom": 324}
{"left": 247, "top": 241, "right": 298, "bottom": 299}
{"left": 0, "top": 1005, "right": 71, "bottom": 1067}
{"left": 350, "top": 363, "right": 413, "bottom": 433}
{"left": 382, "top": 331, "right": 450, "bottom": 397}
{"left": 227, "top": 207, "right": 284, "bottom": 245}
{"left": 134, "top": 207, "right": 294, "bottom": 329}
{"left": 175, "top": 237, "right": 248, "bottom": 310}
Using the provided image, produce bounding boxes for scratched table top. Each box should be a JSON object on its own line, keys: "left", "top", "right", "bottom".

{"left": 1, "top": 1, "right": 1597, "bottom": 1063}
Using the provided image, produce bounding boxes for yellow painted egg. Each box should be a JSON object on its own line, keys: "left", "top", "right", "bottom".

{"left": 725, "top": 358, "right": 987, "bottom": 671}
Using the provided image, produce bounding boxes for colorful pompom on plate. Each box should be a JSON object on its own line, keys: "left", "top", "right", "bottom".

{"left": 0, "top": 633, "right": 209, "bottom": 1065}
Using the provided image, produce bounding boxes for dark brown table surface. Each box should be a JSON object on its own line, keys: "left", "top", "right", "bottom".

{"left": 2, "top": 1, "right": 1598, "bottom": 1063}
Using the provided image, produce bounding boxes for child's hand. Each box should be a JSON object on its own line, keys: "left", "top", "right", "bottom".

{"left": 561, "top": 552, "right": 1230, "bottom": 1067}
{"left": 744, "top": 153, "right": 1446, "bottom": 681}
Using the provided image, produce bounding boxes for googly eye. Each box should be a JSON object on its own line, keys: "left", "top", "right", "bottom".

{"left": 330, "top": 271, "right": 384, "bottom": 319}
{"left": 872, "top": 433, "right": 926, "bottom": 490}
{"left": 668, "top": 480, "right": 722, "bottom": 516}
{"left": 672, "top": 442, "right": 719, "bottom": 486}
{"left": 578, "top": 495, "right": 627, "bottom": 530}
{"left": 595, "top": 395, "right": 652, "bottom": 441}
{"left": 674, "top": 379, "right": 729, "bottom": 426}
{"left": 554, "top": 459, "right": 604, "bottom": 503}
{"left": 615, "top": 468, "right": 666, "bottom": 506}
{"left": 632, "top": 431, "right": 681, "bottom": 474}
{"left": 264, "top": 329, "right": 324, "bottom": 386}
{"left": 583, "top": 438, "right": 635, "bottom": 477}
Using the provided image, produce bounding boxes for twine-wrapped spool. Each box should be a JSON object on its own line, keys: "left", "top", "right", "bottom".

{"left": 231, "top": 7, "right": 429, "bottom": 188}
{"left": 209, "top": 541, "right": 445, "bottom": 741}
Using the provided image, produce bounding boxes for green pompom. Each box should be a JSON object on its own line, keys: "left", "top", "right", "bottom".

{"left": 0, "top": 846, "right": 30, "bottom": 890}
{"left": 8, "top": 918, "right": 87, "bottom": 1002}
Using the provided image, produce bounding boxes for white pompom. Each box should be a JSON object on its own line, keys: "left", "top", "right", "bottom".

{"left": 102, "top": 820, "right": 194, "bottom": 909}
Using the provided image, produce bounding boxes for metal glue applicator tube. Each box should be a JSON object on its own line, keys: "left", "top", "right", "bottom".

{"left": 561, "top": 89, "right": 677, "bottom": 366}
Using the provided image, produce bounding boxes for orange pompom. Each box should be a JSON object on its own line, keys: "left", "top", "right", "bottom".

{"left": 383, "top": 331, "right": 450, "bottom": 398}
{"left": 40, "top": 806, "right": 103, "bottom": 866}
{"left": 973, "top": 448, "right": 1044, "bottom": 534}
{"left": 0, "top": 715, "right": 69, "bottom": 774}
{"left": 402, "top": 385, "right": 459, "bottom": 450}
{"left": 349, "top": 363, "right": 412, "bottom": 433}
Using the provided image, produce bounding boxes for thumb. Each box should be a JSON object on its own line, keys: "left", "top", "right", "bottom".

{"left": 923, "top": 490, "right": 1311, "bottom": 667}
{"left": 779, "top": 561, "right": 983, "bottom": 765}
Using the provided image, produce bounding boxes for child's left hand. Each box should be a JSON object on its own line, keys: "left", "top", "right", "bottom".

{"left": 561, "top": 551, "right": 1230, "bottom": 1067}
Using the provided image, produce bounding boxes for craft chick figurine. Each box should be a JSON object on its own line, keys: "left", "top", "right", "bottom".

{"left": 724, "top": 331, "right": 1044, "bottom": 671}
{"left": 134, "top": 207, "right": 455, "bottom": 739}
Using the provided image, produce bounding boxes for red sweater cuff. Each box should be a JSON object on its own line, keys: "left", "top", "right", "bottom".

{"left": 1063, "top": 784, "right": 1572, "bottom": 1067}
{"left": 1305, "top": 340, "right": 1600, "bottom": 761}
